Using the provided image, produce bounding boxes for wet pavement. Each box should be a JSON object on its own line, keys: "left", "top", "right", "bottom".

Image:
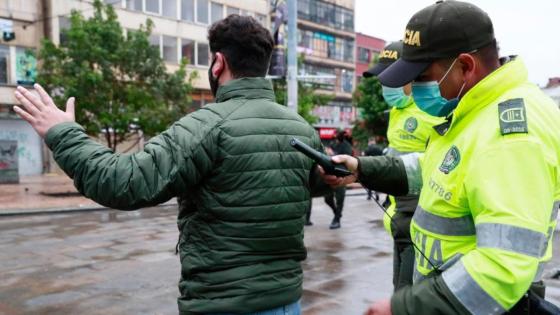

{"left": 0, "top": 174, "right": 100, "bottom": 213}
{"left": 0, "top": 193, "right": 559, "bottom": 314}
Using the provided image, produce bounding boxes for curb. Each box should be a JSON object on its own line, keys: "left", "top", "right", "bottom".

{"left": 0, "top": 200, "right": 178, "bottom": 217}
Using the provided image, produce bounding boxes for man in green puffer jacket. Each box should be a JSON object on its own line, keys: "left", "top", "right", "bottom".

{"left": 13, "top": 15, "right": 325, "bottom": 315}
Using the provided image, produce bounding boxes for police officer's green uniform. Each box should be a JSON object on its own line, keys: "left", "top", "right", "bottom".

{"left": 358, "top": 1, "right": 560, "bottom": 314}
{"left": 364, "top": 42, "right": 443, "bottom": 290}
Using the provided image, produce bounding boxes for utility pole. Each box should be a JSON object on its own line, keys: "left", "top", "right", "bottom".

{"left": 286, "top": 0, "right": 297, "bottom": 112}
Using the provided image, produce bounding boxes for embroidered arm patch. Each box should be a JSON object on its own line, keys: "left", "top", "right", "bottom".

{"left": 498, "top": 98, "right": 528, "bottom": 135}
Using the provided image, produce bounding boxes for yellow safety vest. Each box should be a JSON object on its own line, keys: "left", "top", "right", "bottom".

{"left": 383, "top": 99, "right": 443, "bottom": 233}
{"left": 409, "top": 58, "right": 560, "bottom": 314}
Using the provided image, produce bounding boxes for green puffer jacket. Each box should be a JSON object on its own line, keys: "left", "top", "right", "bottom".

{"left": 45, "top": 78, "right": 323, "bottom": 314}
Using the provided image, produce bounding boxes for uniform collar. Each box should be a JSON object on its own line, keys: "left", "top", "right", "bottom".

{"left": 215, "top": 77, "right": 276, "bottom": 103}
{"left": 451, "top": 57, "right": 528, "bottom": 125}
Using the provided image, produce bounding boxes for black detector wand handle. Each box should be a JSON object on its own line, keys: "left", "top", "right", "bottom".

{"left": 290, "top": 138, "right": 353, "bottom": 177}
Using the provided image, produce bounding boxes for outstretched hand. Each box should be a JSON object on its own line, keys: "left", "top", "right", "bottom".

{"left": 13, "top": 83, "right": 75, "bottom": 138}
{"left": 319, "top": 154, "right": 359, "bottom": 187}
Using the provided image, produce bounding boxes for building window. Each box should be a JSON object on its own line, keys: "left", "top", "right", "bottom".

{"left": 301, "top": 63, "right": 336, "bottom": 91}
{"left": 341, "top": 69, "right": 353, "bottom": 93}
{"left": 0, "top": 45, "right": 8, "bottom": 84}
{"left": 162, "top": 36, "right": 178, "bottom": 63}
{"left": 197, "top": 0, "right": 209, "bottom": 24}
{"left": 58, "top": 16, "right": 71, "bottom": 45}
{"left": 357, "top": 47, "right": 369, "bottom": 64}
{"left": 343, "top": 10, "right": 354, "bottom": 31}
{"left": 343, "top": 40, "right": 354, "bottom": 62}
{"left": 226, "top": 6, "right": 239, "bottom": 16}
{"left": 149, "top": 34, "right": 161, "bottom": 56}
{"left": 297, "top": 0, "right": 354, "bottom": 32}
{"left": 299, "top": 29, "right": 353, "bottom": 63}
{"left": 181, "top": 0, "right": 194, "bottom": 21}
{"left": 126, "top": 0, "right": 142, "bottom": 11}
{"left": 197, "top": 43, "right": 209, "bottom": 66}
{"left": 211, "top": 2, "right": 223, "bottom": 24}
{"left": 240, "top": 10, "right": 253, "bottom": 17}
{"left": 181, "top": 39, "right": 195, "bottom": 64}
{"left": 145, "top": 0, "right": 159, "bottom": 13}
{"left": 163, "top": 0, "right": 177, "bottom": 18}
{"left": 104, "top": 0, "right": 122, "bottom": 7}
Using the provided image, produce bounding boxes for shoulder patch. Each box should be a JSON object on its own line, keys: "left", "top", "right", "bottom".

{"left": 404, "top": 117, "right": 418, "bottom": 133}
{"left": 498, "top": 98, "right": 528, "bottom": 135}
{"left": 439, "top": 145, "right": 460, "bottom": 174}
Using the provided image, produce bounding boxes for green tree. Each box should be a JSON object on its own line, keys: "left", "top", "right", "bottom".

{"left": 37, "top": 0, "right": 196, "bottom": 151}
{"left": 352, "top": 76, "right": 389, "bottom": 150}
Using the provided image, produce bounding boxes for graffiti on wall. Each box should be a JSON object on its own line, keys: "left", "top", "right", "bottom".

{"left": 0, "top": 140, "right": 19, "bottom": 183}
{"left": 0, "top": 120, "right": 42, "bottom": 176}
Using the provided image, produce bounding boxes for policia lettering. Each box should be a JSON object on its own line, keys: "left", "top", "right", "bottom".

{"left": 414, "top": 231, "right": 443, "bottom": 270}
{"left": 404, "top": 29, "right": 421, "bottom": 46}
{"left": 380, "top": 49, "right": 398, "bottom": 60}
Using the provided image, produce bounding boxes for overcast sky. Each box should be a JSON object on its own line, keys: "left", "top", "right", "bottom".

{"left": 355, "top": 0, "right": 560, "bottom": 87}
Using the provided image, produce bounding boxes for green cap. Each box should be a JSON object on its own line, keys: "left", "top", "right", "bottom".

{"left": 363, "top": 41, "right": 402, "bottom": 78}
{"left": 379, "top": 0, "right": 495, "bottom": 87}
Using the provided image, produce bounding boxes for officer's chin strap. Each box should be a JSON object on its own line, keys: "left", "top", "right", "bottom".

{"left": 369, "top": 196, "right": 441, "bottom": 273}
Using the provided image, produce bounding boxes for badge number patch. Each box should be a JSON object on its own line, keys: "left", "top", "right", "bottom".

{"left": 499, "top": 98, "right": 528, "bottom": 135}
{"left": 439, "top": 145, "right": 460, "bottom": 174}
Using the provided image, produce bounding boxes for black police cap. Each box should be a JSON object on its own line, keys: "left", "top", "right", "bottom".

{"left": 363, "top": 41, "right": 403, "bottom": 78}
{"left": 379, "top": 0, "right": 495, "bottom": 87}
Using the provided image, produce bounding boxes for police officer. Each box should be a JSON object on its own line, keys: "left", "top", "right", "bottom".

{"left": 323, "top": 1, "right": 560, "bottom": 314}
{"left": 363, "top": 41, "right": 443, "bottom": 290}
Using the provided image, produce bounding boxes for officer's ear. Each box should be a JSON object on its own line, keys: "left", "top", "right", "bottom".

{"left": 457, "top": 53, "right": 477, "bottom": 84}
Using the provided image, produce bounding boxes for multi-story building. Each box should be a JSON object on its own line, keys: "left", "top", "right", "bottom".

{"left": 295, "top": 0, "right": 356, "bottom": 137}
{"left": 355, "top": 32, "right": 385, "bottom": 84}
{"left": 0, "top": 0, "right": 46, "bottom": 177}
{"left": 0, "top": 0, "right": 270, "bottom": 176}
{"left": 68, "top": 0, "right": 270, "bottom": 108}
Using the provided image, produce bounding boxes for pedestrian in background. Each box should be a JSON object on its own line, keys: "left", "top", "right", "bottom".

{"left": 323, "top": 130, "right": 353, "bottom": 229}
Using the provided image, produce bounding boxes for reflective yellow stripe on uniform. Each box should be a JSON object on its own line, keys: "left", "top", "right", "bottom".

{"left": 414, "top": 206, "right": 475, "bottom": 236}
{"left": 442, "top": 260, "right": 506, "bottom": 315}
{"left": 476, "top": 223, "right": 548, "bottom": 258}
{"left": 400, "top": 153, "right": 423, "bottom": 196}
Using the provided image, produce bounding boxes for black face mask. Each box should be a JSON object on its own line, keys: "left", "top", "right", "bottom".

{"left": 208, "top": 57, "right": 221, "bottom": 97}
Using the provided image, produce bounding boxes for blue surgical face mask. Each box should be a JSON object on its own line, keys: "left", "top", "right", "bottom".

{"left": 382, "top": 86, "right": 411, "bottom": 109}
{"left": 412, "top": 58, "right": 466, "bottom": 117}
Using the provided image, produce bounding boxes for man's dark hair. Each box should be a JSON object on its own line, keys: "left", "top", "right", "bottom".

{"left": 208, "top": 15, "right": 274, "bottom": 78}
